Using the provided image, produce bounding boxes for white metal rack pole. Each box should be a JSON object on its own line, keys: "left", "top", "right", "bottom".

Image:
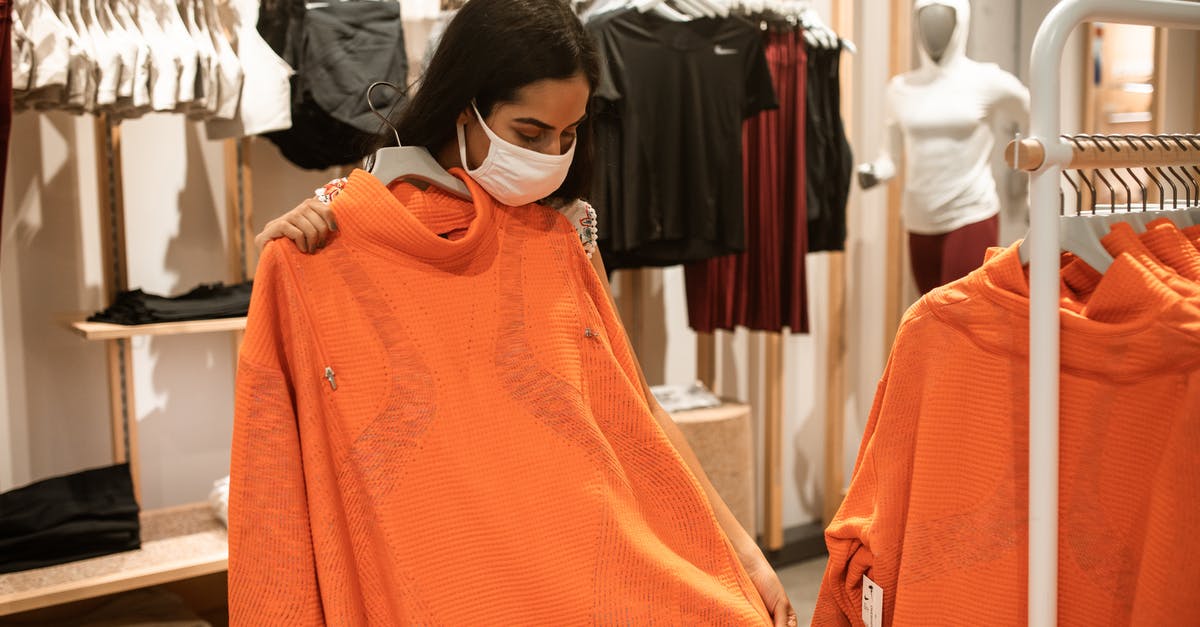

{"left": 1025, "top": 2, "right": 1200, "bottom": 626}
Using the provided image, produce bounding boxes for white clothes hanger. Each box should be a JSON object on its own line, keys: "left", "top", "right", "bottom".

{"left": 364, "top": 81, "right": 472, "bottom": 201}
{"left": 580, "top": 0, "right": 624, "bottom": 19}
{"left": 674, "top": 0, "right": 711, "bottom": 17}
{"left": 634, "top": 0, "right": 692, "bottom": 21}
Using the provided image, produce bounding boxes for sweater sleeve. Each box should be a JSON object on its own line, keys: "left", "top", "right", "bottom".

{"left": 228, "top": 245, "right": 324, "bottom": 625}
{"left": 812, "top": 360, "right": 891, "bottom": 627}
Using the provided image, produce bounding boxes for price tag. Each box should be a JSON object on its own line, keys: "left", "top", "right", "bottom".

{"left": 862, "top": 574, "right": 883, "bottom": 627}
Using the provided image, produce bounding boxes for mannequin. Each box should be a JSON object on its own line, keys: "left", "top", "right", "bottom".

{"left": 859, "top": 0, "right": 1029, "bottom": 294}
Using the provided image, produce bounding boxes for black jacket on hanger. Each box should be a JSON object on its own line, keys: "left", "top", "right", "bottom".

{"left": 805, "top": 43, "right": 852, "bottom": 252}
{"left": 263, "top": 0, "right": 409, "bottom": 170}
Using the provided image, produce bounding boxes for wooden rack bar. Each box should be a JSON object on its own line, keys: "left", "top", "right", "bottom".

{"left": 1006, "top": 134, "right": 1200, "bottom": 171}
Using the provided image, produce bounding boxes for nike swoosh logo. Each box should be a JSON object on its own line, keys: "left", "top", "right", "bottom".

{"left": 714, "top": 45, "right": 739, "bottom": 56}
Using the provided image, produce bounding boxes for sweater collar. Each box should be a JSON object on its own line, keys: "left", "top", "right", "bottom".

{"left": 929, "top": 242, "right": 1200, "bottom": 379}
{"left": 331, "top": 168, "right": 497, "bottom": 263}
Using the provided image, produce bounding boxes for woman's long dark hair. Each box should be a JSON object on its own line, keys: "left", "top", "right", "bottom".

{"left": 391, "top": 0, "right": 600, "bottom": 203}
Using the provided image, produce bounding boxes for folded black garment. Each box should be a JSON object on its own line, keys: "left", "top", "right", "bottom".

{"left": 0, "top": 464, "right": 141, "bottom": 574}
{"left": 88, "top": 282, "right": 253, "bottom": 325}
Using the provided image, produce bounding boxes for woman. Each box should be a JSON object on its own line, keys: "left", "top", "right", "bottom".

{"left": 235, "top": 0, "right": 795, "bottom": 624}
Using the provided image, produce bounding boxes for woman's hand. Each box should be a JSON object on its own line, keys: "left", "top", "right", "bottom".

{"left": 254, "top": 199, "right": 339, "bottom": 254}
{"left": 740, "top": 547, "right": 798, "bottom": 627}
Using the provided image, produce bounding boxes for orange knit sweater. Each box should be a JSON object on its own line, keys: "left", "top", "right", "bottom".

{"left": 229, "top": 169, "right": 771, "bottom": 625}
{"left": 814, "top": 241, "right": 1200, "bottom": 626}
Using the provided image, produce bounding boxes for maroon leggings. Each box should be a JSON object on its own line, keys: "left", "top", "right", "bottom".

{"left": 908, "top": 214, "right": 999, "bottom": 294}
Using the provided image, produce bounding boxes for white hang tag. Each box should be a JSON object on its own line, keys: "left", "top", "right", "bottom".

{"left": 862, "top": 574, "right": 884, "bottom": 627}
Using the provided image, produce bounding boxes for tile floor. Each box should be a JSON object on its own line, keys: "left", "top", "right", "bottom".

{"left": 777, "top": 556, "right": 827, "bottom": 624}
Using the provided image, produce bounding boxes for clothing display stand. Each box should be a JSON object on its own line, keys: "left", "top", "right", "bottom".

{"left": 690, "top": 0, "right": 855, "bottom": 551}
{"left": 0, "top": 120, "right": 255, "bottom": 617}
{"left": 1008, "top": 2, "right": 1200, "bottom": 624}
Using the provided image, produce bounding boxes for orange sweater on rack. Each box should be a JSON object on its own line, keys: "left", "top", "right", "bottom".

{"left": 228, "top": 169, "right": 771, "bottom": 626}
{"left": 813, "top": 242, "right": 1200, "bottom": 626}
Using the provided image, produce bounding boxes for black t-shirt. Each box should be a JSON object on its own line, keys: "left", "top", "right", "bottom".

{"left": 589, "top": 11, "right": 777, "bottom": 268}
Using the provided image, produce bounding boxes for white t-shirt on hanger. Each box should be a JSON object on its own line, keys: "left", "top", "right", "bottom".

{"left": 86, "top": 0, "right": 124, "bottom": 107}
{"left": 137, "top": 0, "right": 180, "bottom": 111}
{"left": 99, "top": 0, "right": 137, "bottom": 104}
{"left": 188, "top": 0, "right": 221, "bottom": 117}
{"left": 17, "top": 0, "right": 71, "bottom": 108}
{"left": 182, "top": 0, "right": 211, "bottom": 115}
{"left": 112, "top": 0, "right": 152, "bottom": 112}
{"left": 12, "top": 5, "right": 34, "bottom": 96}
{"left": 55, "top": 0, "right": 94, "bottom": 112}
{"left": 157, "top": 0, "right": 199, "bottom": 107}
{"left": 206, "top": 0, "right": 289, "bottom": 137}
{"left": 206, "top": 0, "right": 243, "bottom": 121}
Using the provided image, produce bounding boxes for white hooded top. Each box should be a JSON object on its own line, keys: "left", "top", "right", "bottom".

{"left": 869, "top": 0, "right": 1029, "bottom": 235}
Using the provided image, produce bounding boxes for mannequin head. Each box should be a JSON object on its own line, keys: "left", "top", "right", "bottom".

{"left": 918, "top": 4, "right": 957, "bottom": 63}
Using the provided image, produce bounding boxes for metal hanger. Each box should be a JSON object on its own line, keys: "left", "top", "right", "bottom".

{"left": 1017, "top": 133, "right": 1200, "bottom": 270}
{"left": 363, "top": 81, "right": 472, "bottom": 200}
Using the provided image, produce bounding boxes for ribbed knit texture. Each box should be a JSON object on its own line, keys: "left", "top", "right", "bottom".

{"left": 229, "top": 169, "right": 772, "bottom": 625}
{"left": 814, "top": 234, "right": 1200, "bottom": 626}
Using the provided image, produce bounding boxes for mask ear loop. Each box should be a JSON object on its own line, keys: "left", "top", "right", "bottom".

{"left": 457, "top": 101, "right": 483, "bottom": 174}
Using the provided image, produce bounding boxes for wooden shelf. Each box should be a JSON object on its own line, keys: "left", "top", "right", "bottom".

{"left": 0, "top": 503, "right": 228, "bottom": 616}
{"left": 68, "top": 317, "right": 247, "bottom": 341}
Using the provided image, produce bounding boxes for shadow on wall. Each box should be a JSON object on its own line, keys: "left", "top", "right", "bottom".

{"left": 637, "top": 269, "right": 670, "bottom": 385}
{"left": 790, "top": 404, "right": 823, "bottom": 523}
{"left": 136, "top": 120, "right": 236, "bottom": 508}
{"left": 6, "top": 112, "right": 114, "bottom": 485}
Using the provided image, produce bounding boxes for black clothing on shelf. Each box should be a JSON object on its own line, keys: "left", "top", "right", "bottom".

{"left": 589, "top": 9, "right": 778, "bottom": 269}
{"left": 0, "top": 464, "right": 140, "bottom": 574}
{"left": 263, "top": 0, "right": 408, "bottom": 170}
{"left": 804, "top": 43, "right": 852, "bottom": 252}
{"left": 88, "top": 282, "right": 253, "bottom": 325}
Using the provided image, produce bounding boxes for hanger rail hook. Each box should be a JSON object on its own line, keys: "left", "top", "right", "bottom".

{"left": 367, "top": 81, "right": 404, "bottom": 148}
{"left": 1155, "top": 166, "right": 1179, "bottom": 209}
{"left": 1062, "top": 170, "right": 1081, "bottom": 216}
{"left": 1093, "top": 169, "right": 1115, "bottom": 214}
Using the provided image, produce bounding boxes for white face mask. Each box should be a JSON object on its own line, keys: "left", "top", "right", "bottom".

{"left": 457, "top": 101, "right": 577, "bottom": 206}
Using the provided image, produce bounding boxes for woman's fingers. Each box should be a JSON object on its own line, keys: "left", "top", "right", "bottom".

{"left": 254, "top": 198, "right": 338, "bottom": 254}
{"left": 278, "top": 222, "right": 310, "bottom": 254}
{"left": 774, "top": 599, "right": 797, "bottom": 627}
{"left": 291, "top": 213, "right": 320, "bottom": 252}
{"left": 255, "top": 219, "right": 292, "bottom": 252}
{"left": 292, "top": 210, "right": 326, "bottom": 248}
{"left": 309, "top": 199, "right": 338, "bottom": 232}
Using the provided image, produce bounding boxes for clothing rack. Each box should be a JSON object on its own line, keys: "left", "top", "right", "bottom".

{"left": 1008, "top": 134, "right": 1200, "bottom": 171}
{"left": 690, "top": 0, "right": 853, "bottom": 552}
{"left": 1014, "top": 2, "right": 1200, "bottom": 625}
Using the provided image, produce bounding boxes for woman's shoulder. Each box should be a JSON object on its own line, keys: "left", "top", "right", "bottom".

{"left": 315, "top": 177, "right": 349, "bottom": 204}
{"left": 552, "top": 199, "right": 598, "bottom": 259}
